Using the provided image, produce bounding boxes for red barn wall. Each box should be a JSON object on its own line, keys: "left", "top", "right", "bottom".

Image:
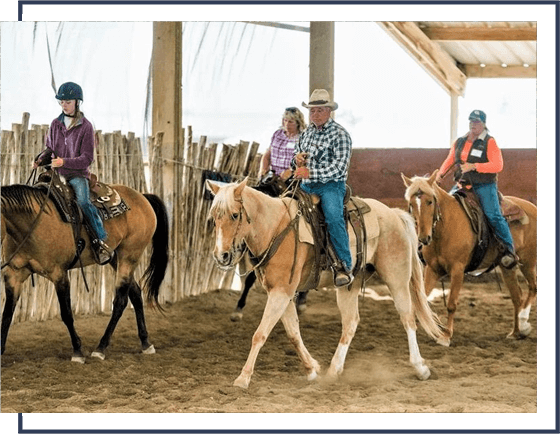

{"left": 347, "top": 148, "right": 537, "bottom": 210}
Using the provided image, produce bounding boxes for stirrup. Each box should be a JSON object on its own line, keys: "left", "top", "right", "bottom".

{"left": 333, "top": 264, "right": 354, "bottom": 287}
{"left": 93, "top": 239, "right": 113, "bottom": 265}
{"left": 334, "top": 271, "right": 354, "bottom": 287}
{"left": 500, "top": 252, "right": 518, "bottom": 269}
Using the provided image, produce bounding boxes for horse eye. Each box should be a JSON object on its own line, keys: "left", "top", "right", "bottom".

{"left": 427, "top": 200, "right": 433, "bottom": 206}
{"left": 231, "top": 213, "right": 239, "bottom": 221}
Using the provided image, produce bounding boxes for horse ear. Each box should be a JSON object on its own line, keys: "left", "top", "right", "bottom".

{"left": 428, "top": 169, "right": 439, "bottom": 185}
{"left": 401, "top": 173, "right": 412, "bottom": 187}
{"left": 205, "top": 179, "right": 221, "bottom": 196}
{"left": 234, "top": 177, "right": 249, "bottom": 199}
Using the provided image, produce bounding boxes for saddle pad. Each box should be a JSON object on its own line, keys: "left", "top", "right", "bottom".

{"left": 281, "top": 197, "right": 314, "bottom": 244}
{"left": 501, "top": 197, "right": 529, "bottom": 225}
{"left": 90, "top": 182, "right": 130, "bottom": 221}
{"left": 280, "top": 196, "right": 379, "bottom": 245}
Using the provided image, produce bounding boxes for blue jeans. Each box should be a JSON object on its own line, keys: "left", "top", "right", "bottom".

{"left": 68, "top": 177, "right": 107, "bottom": 241}
{"left": 301, "top": 181, "right": 352, "bottom": 270}
{"left": 449, "top": 182, "right": 514, "bottom": 251}
{"left": 472, "top": 182, "right": 515, "bottom": 251}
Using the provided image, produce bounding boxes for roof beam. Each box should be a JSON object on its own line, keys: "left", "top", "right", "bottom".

{"left": 242, "top": 21, "right": 309, "bottom": 33}
{"left": 422, "top": 27, "right": 536, "bottom": 41}
{"left": 378, "top": 21, "right": 466, "bottom": 96}
{"left": 463, "top": 64, "right": 537, "bottom": 78}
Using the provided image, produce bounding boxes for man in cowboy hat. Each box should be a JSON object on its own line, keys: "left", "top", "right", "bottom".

{"left": 292, "top": 89, "right": 354, "bottom": 286}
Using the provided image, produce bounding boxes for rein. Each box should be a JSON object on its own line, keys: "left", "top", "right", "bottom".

{"left": 432, "top": 194, "right": 442, "bottom": 230}
{"left": 247, "top": 213, "right": 300, "bottom": 278}
{"left": 227, "top": 185, "right": 302, "bottom": 285}
{"left": 438, "top": 161, "right": 461, "bottom": 181}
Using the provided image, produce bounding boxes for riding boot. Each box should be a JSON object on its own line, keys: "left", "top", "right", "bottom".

{"left": 500, "top": 246, "right": 519, "bottom": 269}
{"left": 92, "top": 239, "right": 114, "bottom": 265}
{"left": 333, "top": 263, "right": 354, "bottom": 287}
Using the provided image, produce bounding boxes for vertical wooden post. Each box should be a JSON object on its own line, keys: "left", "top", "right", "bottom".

{"left": 309, "top": 22, "right": 335, "bottom": 115}
{"left": 152, "top": 22, "right": 182, "bottom": 299}
{"left": 450, "top": 92, "right": 459, "bottom": 145}
{"left": 152, "top": 22, "right": 182, "bottom": 203}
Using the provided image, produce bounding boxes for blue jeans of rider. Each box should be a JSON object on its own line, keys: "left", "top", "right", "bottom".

{"left": 472, "top": 182, "right": 515, "bottom": 252}
{"left": 68, "top": 177, "right": 107, "bottom": 241}
{"left": 449, "top": 182, "right": 514, "bottom": 251}
{"left": 300, "top": 180, "right": 353, "bottom": 270}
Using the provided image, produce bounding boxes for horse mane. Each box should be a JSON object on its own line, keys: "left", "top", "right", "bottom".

{"left": 209, "top": 183, "right": 238, "bottom": 220}
{"left": 209, "top": 181, "right": 275, "bottom": 222}
{"left": 0, "top": 184, "right": 48, "bottom": 216}
{"left": 404, "top": 176, "right": 437, "bottom": 202}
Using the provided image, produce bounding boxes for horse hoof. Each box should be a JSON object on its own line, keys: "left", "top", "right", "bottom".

{"left": 324, "top": 371, "right": 339, "bottom": 383}
{"left": 233, "top": 376, "right": 250, "bottom": 389}
{"left": 436, "top": 336, "right": 451, "bottom": 347}
{"left": 230, "top": 312, "right": 243, "bottom": 322}
{"left": 296, "top": 304, "right": 307, "bottom": 314}
{"left": 415, "top": 365, "right": 431, "bottom": 381}
{"left": 507, "top": 329, "right": 530, "bottom": 340}
{"left": 519, "top": 322, "right": 532, "bottom": 337}
{"left": 325, "top": 366, "right": 341, "bottom": 380}
{"left": 307, "top": 370, "right": 318, "bottom": 382}
{"left": 71, "top": 356, "right": 86, "bottom": 364}
{"left": 142, "top": 345, "right": 156, "bottom": 355}
{"left": 91, "top": 351, "right": 106, "bottom": 360}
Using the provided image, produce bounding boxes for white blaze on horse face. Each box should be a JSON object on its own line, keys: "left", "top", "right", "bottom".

{"left": 416, "top": 194, "right": 434, "bottom": 239}
{"left": 415, "top": 196, "right": 422, "bottom": 216}
{"left": 215, "top": 224, "right": 225, "bottom": 253}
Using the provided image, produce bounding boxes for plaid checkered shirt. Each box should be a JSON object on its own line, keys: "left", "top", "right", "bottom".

{"left": 293, "top": 118, "right": 352, "bottom": 183}
{"left": 269, "top": 129, "right": 298, "bottom": 173}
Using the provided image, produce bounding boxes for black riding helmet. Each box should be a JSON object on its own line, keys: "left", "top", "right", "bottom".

{"left": 55, "top": 82, "right": 83, "bottom": 102}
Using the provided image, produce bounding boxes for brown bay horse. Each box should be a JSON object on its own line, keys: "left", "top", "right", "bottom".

{"left": 402, "top": 171, "right": 537, "bottom": 346}
{"left": 206, "top": 178, "right": 444, "bottom": 389}
{"left": 1, "top": 183, "right": 169, "bottom": 362}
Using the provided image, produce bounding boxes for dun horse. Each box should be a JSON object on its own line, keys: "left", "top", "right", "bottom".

{"left": 1, "top": 183, "right": 169, "bottom": 362}
{"left": 402, "top": 171, "right": 537, "bottom": 345}
{"left": 206, "top": 178, "right": 444, "bottom": 389}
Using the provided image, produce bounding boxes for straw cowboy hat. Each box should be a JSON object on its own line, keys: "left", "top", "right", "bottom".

{"left": 302, "top": 89, "right": 338, "bottom": 111}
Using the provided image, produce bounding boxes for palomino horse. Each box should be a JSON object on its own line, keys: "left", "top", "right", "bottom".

{"left": 1, "top": 183, "right": 169, "bottom": 362}
{"left": 229, "top": 173, "right": 307, "bottom": 321}
{"left": 206, "top": 178, "right": 444, "bottom": 389}
{"left": 402, "top": 171, "right": 537, "bottom": 345}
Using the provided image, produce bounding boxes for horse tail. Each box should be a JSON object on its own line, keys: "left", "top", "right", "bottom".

{"left": 141, "top": 193, "right": 170, "bottom": 311}
{"left": 394, "top": 208, "right": 445, "bottom": 341}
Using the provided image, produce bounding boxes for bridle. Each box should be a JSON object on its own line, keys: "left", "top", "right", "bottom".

{"left": 411, "top": 189, "right": 442, "bottom": 234}
{"left": 1, "top": 168, "right": 55, "bottom": 270}
{"left": 212, "top": 195, "right": 252, "bottom": 271}
{"left": 216, "top": 192, "right": 300, "bottom": 283}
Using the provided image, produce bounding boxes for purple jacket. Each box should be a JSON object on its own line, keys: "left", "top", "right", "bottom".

{"left": 45, "top": 113, "right": 96, "bottom": 180}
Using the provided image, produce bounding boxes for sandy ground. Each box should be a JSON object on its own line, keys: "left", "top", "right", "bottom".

{"left": 1, "top": 280, "right": 536, "bottom": 418}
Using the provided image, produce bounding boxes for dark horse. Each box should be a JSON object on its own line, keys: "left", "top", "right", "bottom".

{"left": 1, "top": 182, "right": 169, "bottom": 362}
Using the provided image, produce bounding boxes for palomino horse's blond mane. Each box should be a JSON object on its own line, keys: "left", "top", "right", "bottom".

{"left": 403, "top": 171, "right": 439, "bottom": 203}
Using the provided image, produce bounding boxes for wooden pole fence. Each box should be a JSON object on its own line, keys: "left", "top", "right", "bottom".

{"left": 1, "top": 112, "right": 262, "bottom": 323}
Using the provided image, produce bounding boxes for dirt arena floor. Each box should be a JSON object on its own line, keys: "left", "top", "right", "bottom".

{"left": 1, "top": 279, "right": 536, "bottom": 415}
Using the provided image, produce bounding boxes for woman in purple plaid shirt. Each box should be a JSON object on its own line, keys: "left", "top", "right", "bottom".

{"left": 258, "top": 107, "right": 307, "bottom": 180}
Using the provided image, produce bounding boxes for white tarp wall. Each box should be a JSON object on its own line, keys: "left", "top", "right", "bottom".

{"left": 1, "top": 21, "right": 536, "bottom": 152}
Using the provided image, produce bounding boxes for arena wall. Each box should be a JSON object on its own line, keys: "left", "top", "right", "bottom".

{"left": 347, "top": 148, "right": 537, "bottom": 209}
